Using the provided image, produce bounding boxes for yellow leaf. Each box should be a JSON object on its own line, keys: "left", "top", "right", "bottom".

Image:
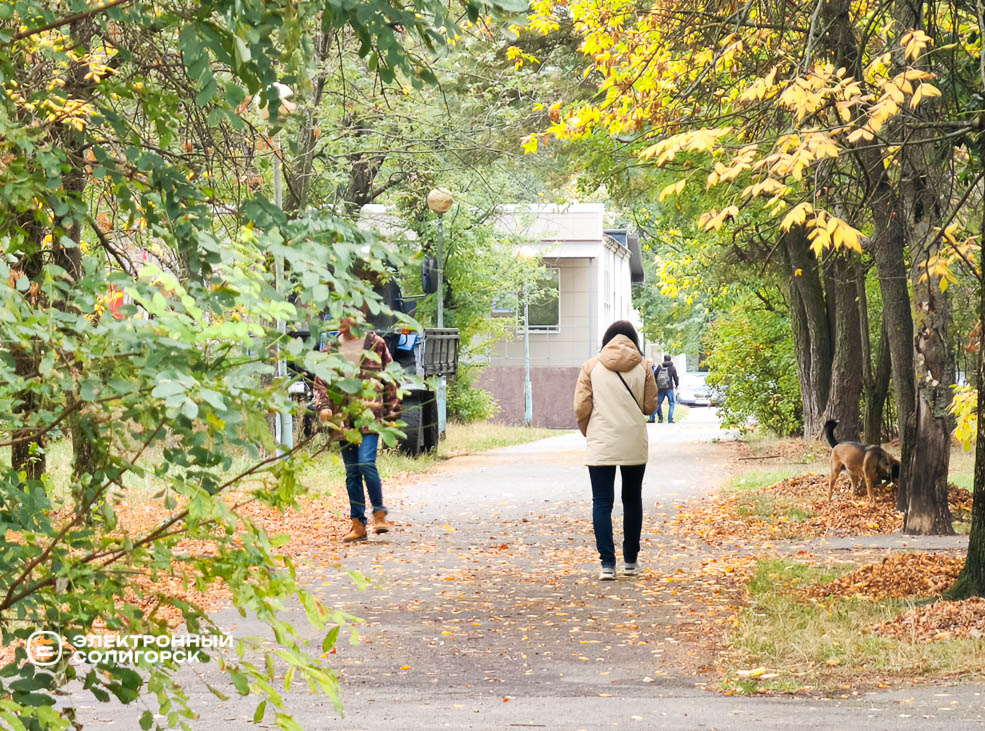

{"left": 780, "top": 202, "right": 813, "bottom": 231}
{"left": 659, "top": 179, "right": 686, "bottom": 202}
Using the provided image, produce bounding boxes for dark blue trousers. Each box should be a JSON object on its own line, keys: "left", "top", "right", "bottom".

{"left": 588, "top": 464, "right": 646, "bottom": 568}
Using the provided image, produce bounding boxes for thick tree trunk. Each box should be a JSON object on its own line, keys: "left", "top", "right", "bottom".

{"left": 782, "top": 228, "right": 832, "bottom": 438}
{"left": 869, "top": 198, "right": 917, "bottom": 512}
{"left": 822, "top": 254, "right": 863, "bottom": 440}
{"left": 892, "top": 0, "right": 953, "bottom": 535}
{"left": 903, "top": 243, "right": 954, "bottom": 534}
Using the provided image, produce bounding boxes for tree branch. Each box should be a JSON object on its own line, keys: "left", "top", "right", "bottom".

{"left": 8, "top": 0, "right": 133, "bottom": 43}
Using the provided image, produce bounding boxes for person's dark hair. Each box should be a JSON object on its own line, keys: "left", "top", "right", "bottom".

{"left": 600, "top": 320, "right": 641, "bottom": 353}
{"left": 663, "top": 354, "right": 672, "bottom": 362}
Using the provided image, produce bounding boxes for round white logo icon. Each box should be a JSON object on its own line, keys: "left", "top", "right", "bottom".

{"left": 26, "top": 631, "right": 63, "bottom": 666}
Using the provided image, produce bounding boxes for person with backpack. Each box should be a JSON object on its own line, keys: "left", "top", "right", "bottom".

{"left": 649, "top": 354, "right": 680, "bottom": 424}
{"left": 573, "top": 321, "right": 659, "bottom": 581}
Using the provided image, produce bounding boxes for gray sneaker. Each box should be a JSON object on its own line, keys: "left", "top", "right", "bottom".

{"left": 599, "top": 566, "right": 616, "bottom": 581}
{"left": 624, "top": 562, "right": 640, "bottom": 577}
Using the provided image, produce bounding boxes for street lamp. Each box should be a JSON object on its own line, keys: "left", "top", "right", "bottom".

{"left": 258, "top": 83, "right": 296, "bottom": 454}
{"left": 427, "top": 188, "right": 453, "bottom": 438}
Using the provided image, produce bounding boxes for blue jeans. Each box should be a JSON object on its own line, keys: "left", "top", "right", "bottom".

{"left": 653, "top": 389, "right": 675, "bottom": 422}
{"left": 340, "top": 433, "right": 386, "bottom": 524}
{"left": 588, "top": 465, "right": 646, "bottom": 568}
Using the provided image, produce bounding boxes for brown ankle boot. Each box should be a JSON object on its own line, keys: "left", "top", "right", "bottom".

{"left": 342, "top": 518, "right": 367, "bottom": 542}
{"left": 372, "top": 509, "right": 390, "bottom": 534}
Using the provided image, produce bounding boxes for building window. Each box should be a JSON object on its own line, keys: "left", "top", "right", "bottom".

{"left": 525, "top": 267, "right": 560, "bottom": 331}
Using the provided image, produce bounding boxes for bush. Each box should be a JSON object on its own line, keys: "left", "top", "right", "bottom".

{"left": 704, "top": 300, "right": 802, "bottom": 436}
{"left": 448, "top": 368, "right": 500, "bottom": 423}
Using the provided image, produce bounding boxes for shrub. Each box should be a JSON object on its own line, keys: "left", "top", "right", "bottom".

{"left": 448, "top": 368, "right": 500, "bottom": 423}
{"left": 704, "top": 300, "right": 802, "bottom": 436}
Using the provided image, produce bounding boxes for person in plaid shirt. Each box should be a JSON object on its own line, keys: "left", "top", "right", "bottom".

{"left": 314, "top": 315, "right": 401, "bottom": 542}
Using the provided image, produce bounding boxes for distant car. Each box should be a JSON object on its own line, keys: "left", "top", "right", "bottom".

{"left": 677, "top": 371, "right": 712, "bottom": 407}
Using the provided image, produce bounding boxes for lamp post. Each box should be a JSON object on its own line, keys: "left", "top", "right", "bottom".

{"left": 427, "top": 189, "right": 453, "bottom": 439}
{"left": 259, "top": 83, "right": 297, "bottom": 454}
{"left": 523, "top": 281, "right": 532, "bottom": 426}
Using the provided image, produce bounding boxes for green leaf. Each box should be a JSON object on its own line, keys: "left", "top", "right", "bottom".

{"left": 139, "top": 710, "right": 154, "bottom": 730}
{"left": 206, "top": 684, "right": 229, "bottom": 701}
{"left": 253, "top": 700, "right": 266, "bottom": 723}
{"left": 348, "top": 570, "right": 369, "bottom": 591}
{"left": 338, "top": 379, "right": 363, "bottom": 395}
{"left": 229, "top": 668, "right": 250, "bottom": 695}
{"left": 321, "top": 625, "right": 340, "bottom": 654}
{"left": 233, "top": 37, "right": 252, "bottom": 68}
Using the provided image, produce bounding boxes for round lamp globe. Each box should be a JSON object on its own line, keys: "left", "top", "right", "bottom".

{"left": 427, "top": 189, "right": 454, "bottom": 214}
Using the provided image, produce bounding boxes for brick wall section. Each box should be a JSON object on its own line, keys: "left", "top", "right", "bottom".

{"left": 477, "top": 366, "right": 581, "bottom": 429}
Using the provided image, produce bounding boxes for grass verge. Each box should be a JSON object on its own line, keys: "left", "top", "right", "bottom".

{"left": 724, "top": 559, "right": 985, "bottom": 694}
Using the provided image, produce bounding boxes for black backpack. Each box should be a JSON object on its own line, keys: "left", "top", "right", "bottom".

{"left": 654, "top": 364, "right": 672, "bottom": 390}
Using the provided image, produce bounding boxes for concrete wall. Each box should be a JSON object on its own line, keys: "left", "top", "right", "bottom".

{"left": 478, "top": 365, "right": 581, "bottom": 429}
{"left": 488, "top": 258, "right": 596, "bottom": 369}
{"left": 496, "top": 203, "right": 605, "bottom": 243}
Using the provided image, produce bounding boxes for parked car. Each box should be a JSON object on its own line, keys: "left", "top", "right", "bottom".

{"left": 677, "top": 371, "right": 712, "bottom": 407}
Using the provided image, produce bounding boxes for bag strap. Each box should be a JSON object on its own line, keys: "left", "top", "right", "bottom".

{"left": 616, "top": 372, "right": 646, "bottom": 414}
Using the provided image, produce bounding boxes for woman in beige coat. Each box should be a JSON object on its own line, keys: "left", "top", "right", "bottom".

{"left": 573, "top": 321, "right": 659, "bottom": 580}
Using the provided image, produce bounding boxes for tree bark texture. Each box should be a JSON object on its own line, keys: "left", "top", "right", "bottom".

{"left": 903, "top": 237, "right": 954, "bottom": 534}
{"left": 822, "top": 254, "right": 864, "bottom": 440}
{"left": 286, "top": 33, "right": 332, "bottom": 215}
{"left": 782, "top": 228, "right": 833, "bottom": 439}
{"left": 893, "top": 0, "right": 953, "bottom": 535}
{"left": 869, "top": 194, "right": 917, "bottom": 513}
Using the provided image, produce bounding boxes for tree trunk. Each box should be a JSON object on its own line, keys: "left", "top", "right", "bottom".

{"left": 889, "top": 0, "right": 953, "bottom": 535}
{"left": 863, "top": 317, "right": 893, "bottom": 445}
{"left": 285, "top": 33, "right": 332, "bottom": 215}
{"left": 869, "top": 196, "right": 917, "bottom": 512}
{"left": 822, "top": 254, "right": 863, "bottom": 440}
{"left": 781, "top": 228, "right": 832, "bottom": 438}
{"left": 903, "top": 240, "right": 954, "bottom": 534}
{"left": 946, "top": 257, "right": 985, "bottom": 597}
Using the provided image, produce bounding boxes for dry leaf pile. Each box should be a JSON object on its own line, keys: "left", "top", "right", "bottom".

{"left": 803, "top": 553, "right": 964, "bottom": 601}
{"left": 68, "top": 483, "right": 378, "bottom": 633}
{"left": 875, "top": 598, "right": 985, "bottom": 642}
{"left": 672, "top": 473, "right": 972, "bottom": 546}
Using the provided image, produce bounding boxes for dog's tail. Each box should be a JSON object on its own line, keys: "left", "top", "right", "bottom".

{"left": 823, "top": 419, "right": 840, "bottom": 448}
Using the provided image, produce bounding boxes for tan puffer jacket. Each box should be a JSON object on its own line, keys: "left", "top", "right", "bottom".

{"left": 573, "top": 334, "right": 659, "bottom": 466}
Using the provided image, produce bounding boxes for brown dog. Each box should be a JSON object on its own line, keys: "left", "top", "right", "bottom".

{"left": 823, "top": 419, "right": 900, "bottom": 503}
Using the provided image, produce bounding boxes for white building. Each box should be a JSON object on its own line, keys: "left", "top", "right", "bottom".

{"left": 478, "top": 203, "right": 646, "bottom": 428}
